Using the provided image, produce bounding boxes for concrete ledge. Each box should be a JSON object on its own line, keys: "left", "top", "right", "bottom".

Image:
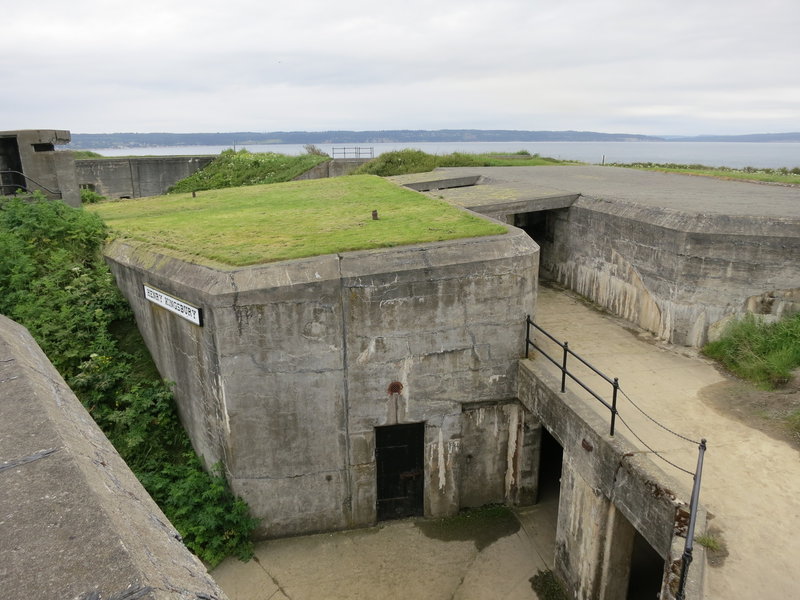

{"left": 402, "top": 175, "right": 482, "bottom": 192}
{"left": 517, "top": 359, "right": 705, "bottom": 599}
{"left": 0, "top": 315, "right": 228, "bottom": 599}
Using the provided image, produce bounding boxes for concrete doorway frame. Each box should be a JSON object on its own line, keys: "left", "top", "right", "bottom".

{"left": 375, "top": 422, "right": 425, "bottom": 521}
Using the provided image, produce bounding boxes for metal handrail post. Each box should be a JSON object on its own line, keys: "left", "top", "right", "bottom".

{"left": 561, "top": 341, "right": 569, "bottom": 392}
{"left": 677, "top": 438, "right": 707, "bottom": 600}
{"left": 610, "top": 377, "right": 619, "bottom": 436}
{"left": 525, "top": 315, "right": 531, "bottom": 358}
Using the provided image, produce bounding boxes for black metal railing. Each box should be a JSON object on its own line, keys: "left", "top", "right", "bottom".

{"left": 525, "top": 314, "right": 619, "bottom": 436}
{"left": 331, "top": 146, "right": 374, "bottom": 159}
{"left": 524, "top": 314, "right": 707, "bottom": 598}
{"left": 0, "top": 171, "right": 62, "bottom": 198}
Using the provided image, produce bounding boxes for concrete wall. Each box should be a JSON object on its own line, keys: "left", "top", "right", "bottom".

{"left": 0, "top": 129, "right": 80, "bottom": 206}
{"left": 76, "top": 156, "right": 366, "bottom": 200}
{"left": 537, "top": 199, "right": 800, "bottom": 346}
{"left": 0, "top": 315, "right": 228, "bottom": 599}
{"left": 517, "top": 360, "right": 704, "bottom": 600}
{"left": 75, "top": 156, "right": 215, "bottom": 199}
{"left": 103, "top": 226, "right": 538, "bottom": 537}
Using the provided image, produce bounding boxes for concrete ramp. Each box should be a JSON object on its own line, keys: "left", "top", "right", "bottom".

{"left": 0, "top": 316, "right": 227, "bottom": 599}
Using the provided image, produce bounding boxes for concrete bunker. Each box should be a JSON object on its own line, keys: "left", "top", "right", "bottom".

{"left": 96, "top": 171, "right": 711, "bottom": 598}
{"left": 103, "top": 221, "right": 539, "bottom": 537}
{"left": 0, "top": 129, "right": 80, "bottom": 206}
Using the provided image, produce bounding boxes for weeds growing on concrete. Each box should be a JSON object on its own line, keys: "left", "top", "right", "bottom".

{"left": 695, "top": 533, "right": 724, "bottom": 552}
{"left": 529, "top": 569, "right": 568, "bottom": 600}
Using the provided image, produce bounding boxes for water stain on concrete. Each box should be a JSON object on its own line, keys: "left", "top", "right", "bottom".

{"left": 414, "top": 505, "right": 520, "bottom": 551}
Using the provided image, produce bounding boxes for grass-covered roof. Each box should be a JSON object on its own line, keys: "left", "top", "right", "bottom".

{"left": 89, "top": 175, "right": 506, "bottom": 267}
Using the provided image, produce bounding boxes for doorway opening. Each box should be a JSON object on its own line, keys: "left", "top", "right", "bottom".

{"left": 626, "top": 530, "right": 665, "bottom": 599}
{"left": 513, "top": 208, "right": 567, "bottom": 281}
{"left": 537, "top": 426, "right": 563, "bottom": 505}
{"left": 375, "top": 422, "right": 425, "bottom": 521}
{"left": 0, "top": 136, "right": 25, "bottom": 195}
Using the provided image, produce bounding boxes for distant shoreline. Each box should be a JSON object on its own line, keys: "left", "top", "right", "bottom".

{"left": 69, "top": 129, "right": 800, "bottom": 149}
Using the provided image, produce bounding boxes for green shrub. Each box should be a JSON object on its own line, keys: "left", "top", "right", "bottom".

{"left": 0, "top": 194, "right": 257, "bottom": 566}
{"left": 80, "top": 188, "right": 106, "bottom": 203}
{"left": 72, "top": 150, "right": 105, "bottom": 159}
{"left": 168, "top": 149, "right": 329, "bottom": 193}
{"left": 353, "top": 149, "right": 569, "bottom": 176}
{"left": 353, "top": 149, "right": 439, "bottom": 176}
{"left": 703, "top": 313, "right": 800, "bottom": 389}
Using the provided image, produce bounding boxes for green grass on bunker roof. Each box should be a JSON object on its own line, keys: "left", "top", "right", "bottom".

{"left": 89, "top": 175, "right": 507, "bottom": 267}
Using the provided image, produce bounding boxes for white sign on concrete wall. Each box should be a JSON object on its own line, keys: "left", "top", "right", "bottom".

{"left": 143, "top": 284, "right": 203, "bottom": 326}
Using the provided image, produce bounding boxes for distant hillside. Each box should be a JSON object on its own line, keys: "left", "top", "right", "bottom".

{"left": 68, "top": 129, "right": 800, "bottom": 149}
{"left": 669, "top": 132, "right": 800, "bottom": 143}
{"left": 69, "top": 129, "right": 662, "bottom": 149}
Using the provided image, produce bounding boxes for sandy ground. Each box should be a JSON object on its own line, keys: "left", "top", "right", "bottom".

{"left": 212, "top": 285, "right": 800, "bottom": 599}
{"left": 533, "top": 284, "right": 800, "bottom": 599}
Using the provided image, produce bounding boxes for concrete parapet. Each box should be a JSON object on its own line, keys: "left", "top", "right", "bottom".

{"left": 0, "top": 315, "right": 227, "bottom": 600}
{"left": 541, "top": 198, "right": 800, "bottom": 346}
{"left": 75, "top": 156, "right": 215, "bottom": 199}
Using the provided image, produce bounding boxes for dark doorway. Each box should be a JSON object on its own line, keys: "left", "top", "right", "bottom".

{"left": 537, "top": 427, "right": 563, "bottom": 504}
{"left": 626, "top": 530, "right": 665, "bottom": 599}
{"left": 0, "top": 136, "right": 25, "bottom": 195}
{"left": 375, "top": 422, "right": 425, "bottom": 521}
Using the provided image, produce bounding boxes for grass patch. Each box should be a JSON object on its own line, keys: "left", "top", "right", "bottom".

{"left": 703, "top": 313, "right": 800, "bottom": 389}
{"left": 89, "top": 175, "right": 506, "bottom": 267}
{"left": 608, "top": 162, "right": 800, "bottom": 185}
{"left": 352, "top": 149, "right": 575, "bottom": 176}
{"left": 530, "top": 570, "right": 568, "bottom": 600}
{"left": 167, "top": 149, "right": 329, "bottom": 193}
{"left": 71, "top": 150, "right": 105, "bottom": 159}
{"left": 695, "top": 533, "right": 723, "bottom": 552}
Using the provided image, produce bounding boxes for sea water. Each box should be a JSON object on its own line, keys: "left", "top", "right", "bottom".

{"left": 82, "top": 140, "right": 800, "bottom": 169}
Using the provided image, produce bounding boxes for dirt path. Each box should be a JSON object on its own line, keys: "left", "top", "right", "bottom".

{"left": 534, "top": 285, "right": 800, "bottom": 599}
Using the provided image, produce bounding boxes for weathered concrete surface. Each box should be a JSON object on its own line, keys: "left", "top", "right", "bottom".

{"left": 534, "top": 284, "right": 800, "bottom": 599}
{"left": 396, "top": 166, "right": 800, "bottom": 346}
{"left": 0, "top": 316, "right": 227, "bottom": 600}
{"left": 103, "top": 226, "right": 538, "bottom": 538}
{"left": 540, "top": 199, "right": 799, "bottom": 346}
{"left": 0, "top": 129, "right": 80, "bottom": 206}
{"left": 517, "top": 361, "right": 700, "bottom": 600}
{"left": 212, "top": 512, "right": 548, "bottom": 600}
{"left": 75, "top": 156, "right": 215, "bottom": 198}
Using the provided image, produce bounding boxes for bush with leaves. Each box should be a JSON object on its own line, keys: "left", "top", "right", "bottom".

{"left": 0, "top": 193, "right": 257, "bottom": 566}
{"left": 167, "top": 149, "right": 329, "bottom": 193}
{"left": 703, "top": 313, "right": 800, "bottom": 389}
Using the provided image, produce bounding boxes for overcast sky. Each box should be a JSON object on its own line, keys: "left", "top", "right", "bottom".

{"left": 3, "top": 0, "right": 798, "bottom": 136}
